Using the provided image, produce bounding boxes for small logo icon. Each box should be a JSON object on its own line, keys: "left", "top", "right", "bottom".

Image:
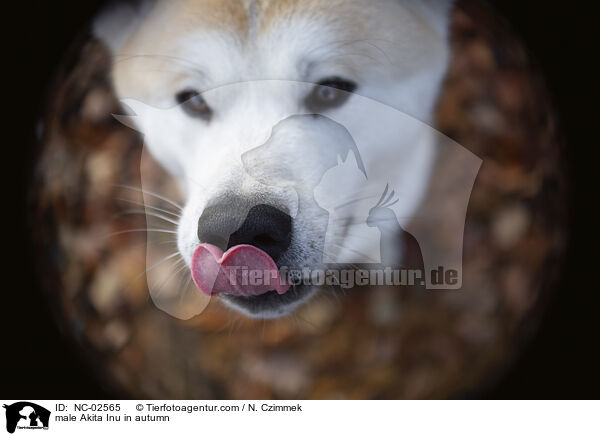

{"left": 3, "top": 402, "right": 50, "bottom": 433}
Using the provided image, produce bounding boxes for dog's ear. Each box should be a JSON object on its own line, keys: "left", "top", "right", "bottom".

{"left": 93, "top": 0, "right": 156, "bottom": 54}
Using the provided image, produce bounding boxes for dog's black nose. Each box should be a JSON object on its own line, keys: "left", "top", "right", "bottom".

{"left": 197, "top": 203, "right": 292, "bottom": 262}
{"left": 228, "top": 204, "right": 292, "bottom": 262}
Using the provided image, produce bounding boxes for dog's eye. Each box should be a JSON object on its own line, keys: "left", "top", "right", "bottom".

{"left": 176, "top": 90, "right": 212, "bottom": 120}
{"left": 305, "top": 78, "right": 357, "bottom": 112}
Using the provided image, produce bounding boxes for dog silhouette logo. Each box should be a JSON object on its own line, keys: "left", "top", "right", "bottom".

{"left": 3, "top": 402, "right": 50, "bottom": 433}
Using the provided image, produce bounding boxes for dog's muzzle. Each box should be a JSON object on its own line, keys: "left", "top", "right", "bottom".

{"left": 192, "top": 201, "right": 293, "bottom": 297}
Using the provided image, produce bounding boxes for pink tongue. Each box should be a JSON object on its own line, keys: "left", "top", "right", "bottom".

{"left": 191, "top": 243, "right": 290, "bottom": 297}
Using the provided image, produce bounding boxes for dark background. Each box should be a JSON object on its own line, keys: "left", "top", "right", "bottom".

{"left": 2, "top": 0, "right": 597, "bottom": 398}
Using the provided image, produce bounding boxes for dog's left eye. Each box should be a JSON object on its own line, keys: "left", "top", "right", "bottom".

{"left": 176, "top": 90, "right": 212, "bottom": 120}
{"left": 305, "top": 78, "right": 357, "bottom": 112}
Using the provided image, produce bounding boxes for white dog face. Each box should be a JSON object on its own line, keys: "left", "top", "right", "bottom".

{"left": 95, "top": 0, "right": 453, "bottom": 318}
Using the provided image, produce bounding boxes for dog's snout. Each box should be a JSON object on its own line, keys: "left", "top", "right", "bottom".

{"left": 197, "top": 201, "right": 292, "bottom": 262}
{"left": 228, "top": 204, "right": 292, "bottom": 262}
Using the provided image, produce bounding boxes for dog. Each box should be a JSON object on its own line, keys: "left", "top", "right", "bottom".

{"left": 94, "top": 0, "right": 454, "bottom": 318}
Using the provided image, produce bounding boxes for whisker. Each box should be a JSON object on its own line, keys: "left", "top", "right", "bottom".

{"left": 116, "top": 197, "right": 181, "bottom": 218}
{"left": 112, "top": 184, "right": 183, "bottom": 210}
{"left": 151, "top": 258, "right": 188, "bottom": 300}
{"left": 119, "top": 237, "right": 178, "bottom": 252}
{"left": 131, "top": 251, "right": 182, "bottom": 285}
{"left": 118, "top": 209, "right": 179, "bottom": 226}
{"left": 179, "top": 275, "right": 193, "bottom": 304}
{"left": 118, "top": 250, "right": 182, "bottom": 298}
{"left": 106, "top": 228, "right": 178, "bottom": 237}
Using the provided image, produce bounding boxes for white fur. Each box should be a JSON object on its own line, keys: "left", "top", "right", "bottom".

{"left": 95, "top": 0, "right": 454, "bottom": 318}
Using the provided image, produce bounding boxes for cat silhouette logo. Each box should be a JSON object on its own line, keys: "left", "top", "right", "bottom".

{"left": 3, "top": 402, "right": 50, "bottom": 433}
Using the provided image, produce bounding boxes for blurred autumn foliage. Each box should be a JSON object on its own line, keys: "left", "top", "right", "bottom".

{"left": 32, "top": 0, "right": 564, "bottom": 399}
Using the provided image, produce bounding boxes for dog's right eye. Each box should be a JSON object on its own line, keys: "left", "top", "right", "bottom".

{"left": 176, "top": 90, "right": 212, "bottom": 120}
{"left": 305, "top": 78, "right": 357, "bottom": 112}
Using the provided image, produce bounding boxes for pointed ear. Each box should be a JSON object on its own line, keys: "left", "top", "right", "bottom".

{"left": 93, "top": 1, "right": 156, "bottom": 54}
{"left": 112, "top": 98, "right": 156, "bottom": 132}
